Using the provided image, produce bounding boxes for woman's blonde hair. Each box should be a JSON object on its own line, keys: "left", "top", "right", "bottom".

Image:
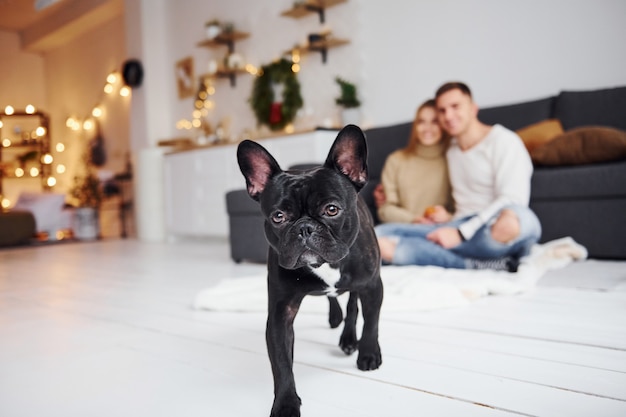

{"left": 402, "top": 99, "right": 449, "bottom": 155}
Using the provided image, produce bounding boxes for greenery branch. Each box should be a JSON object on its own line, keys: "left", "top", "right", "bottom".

{"left": 335, "top": 76, "right": 361, "bottom": 108}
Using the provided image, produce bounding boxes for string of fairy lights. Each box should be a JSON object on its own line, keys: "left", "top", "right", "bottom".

{"left": 0, "top": 70, "right": 131, "bottom": 209}
{"left": 175, "top": 63, "right": 260, "bottom": 136}
{"left": 65, "top": 71, "right": 131, "bottom": 132}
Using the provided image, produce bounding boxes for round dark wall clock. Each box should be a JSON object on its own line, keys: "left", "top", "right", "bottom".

{"left": 122, "top": 59, "right": 144, "bottom": 88}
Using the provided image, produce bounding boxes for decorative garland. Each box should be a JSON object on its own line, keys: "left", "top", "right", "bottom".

{"left": 249, "top": 59, "right": 303, "bottom": 130}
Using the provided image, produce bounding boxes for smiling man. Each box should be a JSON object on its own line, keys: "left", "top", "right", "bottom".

{"left": 376, "top": 82, "right": 542, "bottom": 271}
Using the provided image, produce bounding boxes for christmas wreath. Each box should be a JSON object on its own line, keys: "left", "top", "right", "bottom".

{"left": 249, "top": 59, "right": 303, "bottom": 130}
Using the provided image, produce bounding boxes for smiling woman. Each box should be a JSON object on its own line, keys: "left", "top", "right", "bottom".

{"left": 376, "top": 99, "right": 452, "bottom": 225}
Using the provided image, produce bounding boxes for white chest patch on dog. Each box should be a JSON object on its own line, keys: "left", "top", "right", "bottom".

{"left": 309, "top": 263, "right": 341, "bottom": 297}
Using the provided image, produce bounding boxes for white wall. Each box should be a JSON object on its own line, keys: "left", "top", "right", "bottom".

{"left": 360, "top": 0, "right": 626, "bottom": 125}
{"left": 162, "top": 0, "right": 360, "bottom": 141}
{"left": 44, "top": 15, "right": 129, "bottom": 192}
{"left": 132, "top": 0, "right": 626, "bottom": 143}
{"left": 0, "top": 31, "right": 47, "bottom": 108}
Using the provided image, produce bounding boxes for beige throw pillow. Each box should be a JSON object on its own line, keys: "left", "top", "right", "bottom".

{"left": 516, "top": 119, "right": 564, "bottom": 153}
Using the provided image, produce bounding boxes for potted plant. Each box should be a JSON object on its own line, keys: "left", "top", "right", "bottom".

{"left": 70, "top": 154, "right": 103, "bottom": 240}
{"left": 335, "top": 76, "right": 361, "bottom": 126}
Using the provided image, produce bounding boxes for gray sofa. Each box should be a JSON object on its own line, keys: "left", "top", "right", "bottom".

{"left": 227, "top": 85, "right": 626, "bottom": 262}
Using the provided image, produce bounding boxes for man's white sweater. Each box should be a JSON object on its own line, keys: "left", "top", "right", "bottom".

{"left": 447, "top": 124, "right": 533, "bottom": 240}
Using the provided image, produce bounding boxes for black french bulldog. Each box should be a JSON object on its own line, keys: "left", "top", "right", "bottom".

{"left": 237, "top": 125, "right": 383, "bottom": 417}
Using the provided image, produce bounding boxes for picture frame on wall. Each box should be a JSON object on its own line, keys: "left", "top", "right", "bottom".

{"left": 175, "top": 57, "right": 195, "bottom": 99}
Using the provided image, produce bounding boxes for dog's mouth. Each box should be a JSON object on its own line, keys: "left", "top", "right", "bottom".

{"left": 297, "top": 251, "right": 325, "bottom": 268}
{"left": 277, "top": 245, "right": 324, "bottom": 269}
{"left": 279, "top": 240, "right": 347, "bottom": 270}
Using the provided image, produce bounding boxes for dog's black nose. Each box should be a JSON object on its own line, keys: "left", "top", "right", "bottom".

{"left": 299, "top": 223, "right": 314, "bottom": 239}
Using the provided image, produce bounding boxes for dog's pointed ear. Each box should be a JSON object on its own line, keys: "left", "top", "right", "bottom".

{"left": 324, "top": 124, "right": 368, "bottom": 191}
{"left": 237, "top": 140, "right": 282, "bottom": 201}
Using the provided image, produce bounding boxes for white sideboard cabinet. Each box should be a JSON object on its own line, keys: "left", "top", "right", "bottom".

{"left": 163, "top": 129, "right": 338, "bottom": 238}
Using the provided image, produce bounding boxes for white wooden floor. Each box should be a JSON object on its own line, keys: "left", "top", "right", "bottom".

{"left": 1, "top": 238, "right": 625, "bottom": 417}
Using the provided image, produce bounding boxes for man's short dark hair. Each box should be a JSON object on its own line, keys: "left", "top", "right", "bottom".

{"left": 435, "top": 82, "right": 472, "bottom": 99}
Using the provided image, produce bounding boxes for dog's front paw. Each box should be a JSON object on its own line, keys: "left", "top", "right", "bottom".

{"left": 270, "top": 394, "right": 301, "bottom": 417}
{"left": 270, "top": 405, "right": 300, "bottom": 417}
{"left": 339, "top": 327, "right": 358, "bottom": 355}
{"left": 357, "top": 344, "right": 382, "bottom": 371}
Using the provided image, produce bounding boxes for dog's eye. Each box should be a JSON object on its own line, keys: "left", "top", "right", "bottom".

{"left": 271, "top": 211, "right": 285, "bottom": 224}
{"left": 324, "top": 205, "right": 340, "bottom": 217}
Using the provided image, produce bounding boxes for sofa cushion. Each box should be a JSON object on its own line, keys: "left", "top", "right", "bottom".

{"left": 530, "top": 126, "right": 626, "bottom": 166}
{"left": 553, "top": 86, "right": 626, "bottom": 130}
{"left": 531, "top": 159, "right": 626, "bottom": 200}
{"left": 516, "top": 119, "right": 564, "bottom": 152}
{"left": 478, "top": 97, "right": 555, "bottom": 131}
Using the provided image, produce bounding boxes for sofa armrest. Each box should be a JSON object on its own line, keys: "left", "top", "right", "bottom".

{"left": 0, "top": 210, "right": 36, "bottom": 246}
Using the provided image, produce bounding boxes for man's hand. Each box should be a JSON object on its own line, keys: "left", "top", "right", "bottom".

{"left": 373, "top": 183, "right": 386, "bottom": 208}
{"left": 427, "top": 227, "right": 462, "bottom": 249}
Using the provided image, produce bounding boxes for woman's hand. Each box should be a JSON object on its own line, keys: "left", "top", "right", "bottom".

{"left": 423, "top": 205, "right": 452, "bottom": 223}
{"left": 373, "top": 183, "right": 386, "bottom": 208}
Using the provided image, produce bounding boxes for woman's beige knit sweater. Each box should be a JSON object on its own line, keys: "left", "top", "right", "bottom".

{"left": 377, "top": 142, "right": 452, "bottom": 223}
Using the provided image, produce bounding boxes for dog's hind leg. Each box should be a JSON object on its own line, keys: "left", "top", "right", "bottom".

{"left": 339, "top": 292, "right": 359, "bottom": 354}
{"left": 328, "top": 296, "right": 343, "bottom": 328}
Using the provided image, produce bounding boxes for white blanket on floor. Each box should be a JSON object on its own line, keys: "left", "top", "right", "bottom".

{"left": 193, "top": 237, "right": 587, "bottom": 313}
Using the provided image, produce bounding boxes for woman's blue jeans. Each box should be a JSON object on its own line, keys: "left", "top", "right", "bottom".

{"left": 375, "top": 205, "right": 542, "bottom": 268}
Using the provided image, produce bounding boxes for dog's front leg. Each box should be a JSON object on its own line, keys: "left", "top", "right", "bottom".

{"left": 339, "top": 292, "right": 359, "bottom": 354}
{"left": 356, "top": 276, "right": 383, "bottom": 371}
{"left": 267, "top": 294, "right": 304, "bottom": 417}
{"left": 328, "top": 296, "right": 343, "bottom": 328}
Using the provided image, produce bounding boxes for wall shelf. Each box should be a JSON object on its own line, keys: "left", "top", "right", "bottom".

{"left": 287, "top": 38, "right": 349, "bottom": 64}
{"left": 281, "top": 1, "right": 350, "bottom": 64}
{"left": 196, "top": 31, "right": 250, "bottom": 54}
{"left": 201, "top": 68, "right": 249, "bottom": 87}
{"left": 281, "top": 0, "right": 348, "bottom": 23}
{"left": 0, "top": 111, "right": 52, "bottom": 197}
{"left": 197, "top": 30, "right": 250, "bottom": 87}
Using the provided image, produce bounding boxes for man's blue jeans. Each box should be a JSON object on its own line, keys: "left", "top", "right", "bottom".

{"left": 375, "top": 205, "right": 542, "bottom": 268}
